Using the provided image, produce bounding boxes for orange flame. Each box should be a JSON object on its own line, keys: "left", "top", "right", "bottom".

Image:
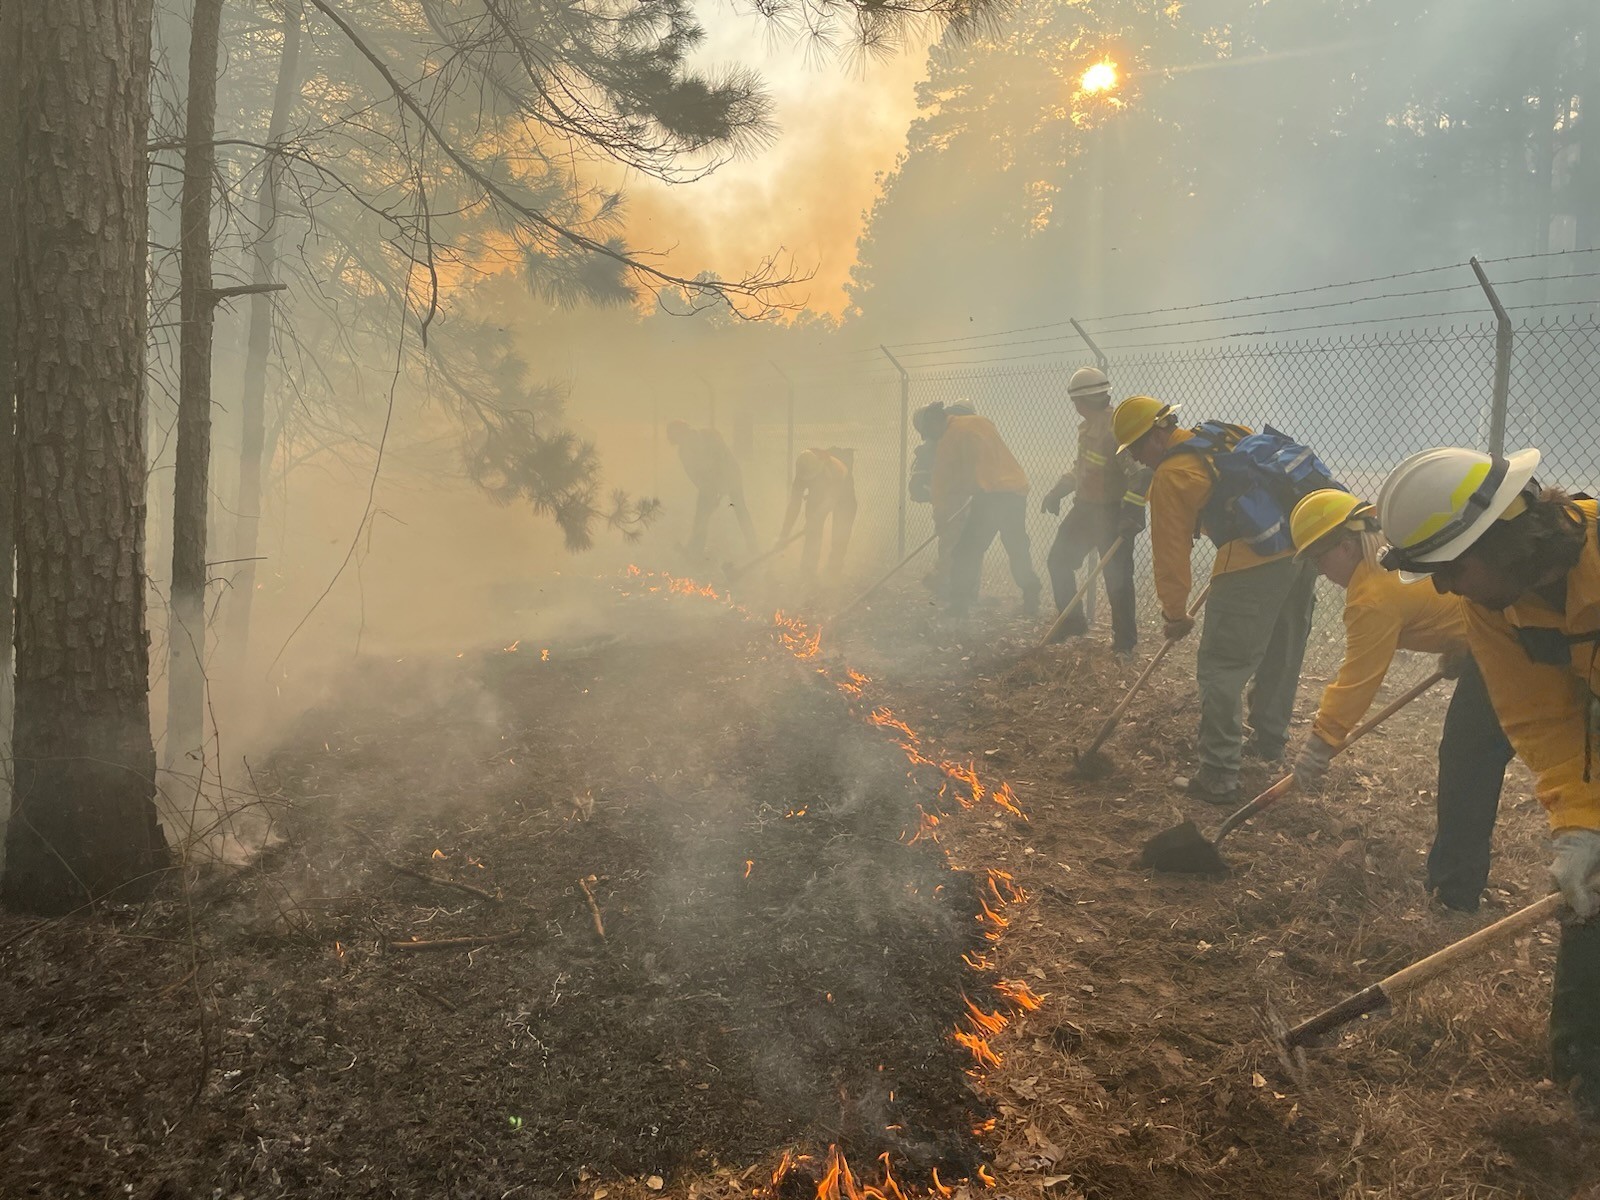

{"left": 774, "top": 610, "right": 823, "bottom": 659}
{"left": 930, "top": 1169, "right": 953, "bottom": 1198}
{"left": 504, "top": 639, "right": 520, "bottom": 653}
{"left": 961, "top": 951, "right": 995, "bottom": 972}
{"left": 431, "top": 849, "right": 446, "bottom": 860}
{"left": 977, "top": 1166, "right": 997, "bottom": 1188}
{"left": 994, "top": 979, "right": 1045, "bottom": 1011}
{"left": 953, "top": 1027, "right": 1002, "bottom": 1069}
{"left": 963, "top": 998, "right": 1009, "bottom": 1037}
{"left": 744, "top": 859, "right": 755, "bottom": 879}
{"left": 540, "top": 648, "right": 550, "bottom": 662}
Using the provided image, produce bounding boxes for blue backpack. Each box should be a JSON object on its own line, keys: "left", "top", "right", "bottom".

{"left": 1165, "top": 421, "right": 1345, "bottom": 557}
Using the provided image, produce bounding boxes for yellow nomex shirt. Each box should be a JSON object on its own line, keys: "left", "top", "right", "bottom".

{"left": 1313, "top": 558, "right": 1468, "bottom": 745}
{"left": 1465, "top": 499, "right": 1600, "bottom": 832}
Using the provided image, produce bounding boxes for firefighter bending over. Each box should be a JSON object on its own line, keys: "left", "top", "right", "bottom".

{"left": 779, "top": 447, "right": 857, "bottom": 587}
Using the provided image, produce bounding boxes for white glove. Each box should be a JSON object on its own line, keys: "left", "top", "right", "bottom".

{"left": 1550, "top": 829, "right": 1600, "bottom": 920}
{"left": 1293, "top": 736, "right": 1335, "bottom": 790}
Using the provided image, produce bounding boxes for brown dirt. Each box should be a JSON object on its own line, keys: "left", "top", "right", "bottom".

{"left": 841, "top": 586, "right": 1600, "bottom": 1199}
{"left": 5, "top": 575, "right": 1600, "bottom": 1200}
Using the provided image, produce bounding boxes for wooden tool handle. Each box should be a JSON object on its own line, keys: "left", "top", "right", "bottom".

{"left": 1214, "top": 669, "right": 1446, "bottom": 842}
{"left": 727, "top": 528, "right": 806, "bottom": 579}
{"left": 832, "top": 498, "right": 972, "bottom": 624}
{"left": 1286, "top": 890, "right": 1567, "bottom": 1048}
{"left": 1383, "top": 890, "right": 1564, "bottom": 995}
{"left": 1037, "top": 536, "right": 1125, "bottom": 651}
{"left": 1083, "top": 583, "right": 1211, "bottom": 756}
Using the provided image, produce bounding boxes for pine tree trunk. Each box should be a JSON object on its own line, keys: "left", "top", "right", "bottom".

{"left": 0, "top": 0, "right": 21, "bottom": 752}
{"left": 166, "top": 0, "right": 224, "bottom": 770}
{"left": 3, "top": 0, "right": 168, "bottom": 915}
{"left": 225, "top": 0, "right": 303, "bottom": 669}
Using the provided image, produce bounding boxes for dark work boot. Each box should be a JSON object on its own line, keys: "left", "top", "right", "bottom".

{"left": 1172, "top": 766, "right": 1240, "bottom": 807}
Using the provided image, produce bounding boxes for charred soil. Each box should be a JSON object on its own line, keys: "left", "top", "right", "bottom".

{"left": 0, "top": 605, "right": 997, "bottom": 1198}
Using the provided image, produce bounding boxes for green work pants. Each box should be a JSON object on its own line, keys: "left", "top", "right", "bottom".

{"left": 1552, "top": 915, "right": 1600, "bottom": 1114}
{"left": 1194, "top": 556, "right": 1317, "bottom": 777}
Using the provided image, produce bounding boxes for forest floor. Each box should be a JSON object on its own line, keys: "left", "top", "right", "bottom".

{"left": 2, "top": 566, "right": 1599, "bottom": 1198}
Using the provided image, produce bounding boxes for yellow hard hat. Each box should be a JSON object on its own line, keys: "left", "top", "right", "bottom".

{"left": 1113, "top": 395, "right": 1179, "bottom": 454}
{"left": 1290, "top": 490, "right": 1375, "bottom": 559}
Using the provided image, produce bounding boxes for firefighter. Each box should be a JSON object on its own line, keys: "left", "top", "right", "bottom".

{"left": 779, "top": 447, "right": 857, "bottom": 587}
{"left": 666, "top": 420, "right": 760, "bottom": 558}
{"left": 1041, "top": 366, "right": 1148, "bottom": 656}
{"left": 1113, "top": 396, "right": 1317, "bottom": 805}
{"left": 925, "top": 405, "right": 1041, "bottom": 618}
{"left": 910, "top": 400, "right": 975, "bottom": 599}
{"left": 1289, "top": 489, "right": 1513, "bottom": 912}
{"left": 1376, "top": 445, "right": 1600, "bottom": 1114}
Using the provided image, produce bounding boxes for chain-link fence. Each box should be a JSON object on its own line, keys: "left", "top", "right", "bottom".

{"left": 676, "top": 313, "right": 1600, "bottom": 684}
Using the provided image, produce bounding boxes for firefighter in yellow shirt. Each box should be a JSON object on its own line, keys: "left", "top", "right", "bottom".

{"left": 778, "top": 448, "right": 856, "bottom": 587}
{"left": 1377, "top": 445, "right": 1600, "bottom": 1115}
{"left": 1041, "top": 367, "right": 1149, "bottom": 655}
{"left": 1288, "top": 490, "right": 1512, "bottom": 912}
{"left": 926, "top": 407, "right": 1041, "bottom": 618}
{"left": 1114, "top": 396, "right": 1317, "bottom": 805}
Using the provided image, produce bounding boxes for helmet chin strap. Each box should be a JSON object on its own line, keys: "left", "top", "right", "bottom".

{"left": 1384, "top": 454, "right": 1511, "bottom": 570}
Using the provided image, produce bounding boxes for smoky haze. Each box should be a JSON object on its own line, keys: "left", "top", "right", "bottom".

{"left": 127, "top": 0, "right": 1600, "bottom": 842}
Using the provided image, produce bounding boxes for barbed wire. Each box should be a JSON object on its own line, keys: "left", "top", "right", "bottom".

{"left": 834, "top": 247, "right": 1600, "bottom": 363}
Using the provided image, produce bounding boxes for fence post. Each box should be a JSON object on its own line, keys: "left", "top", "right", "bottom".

{"left": 881, "top": 345, "right": 909, "bottom": 560}
{"left": 770, "top": 360, "right": 795, "bottom": 487}
{"left": 1070, "top": 317, "right": 1110, "bottom": 370}
{"left": 1470, "top": 256, "right": 1512, "bottom": 457}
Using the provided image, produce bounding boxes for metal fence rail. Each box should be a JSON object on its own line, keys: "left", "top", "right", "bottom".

{"left": 676, "top": 310, "right": 1600, "bottom": 686}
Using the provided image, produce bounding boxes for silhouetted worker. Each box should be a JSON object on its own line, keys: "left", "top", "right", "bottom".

{"left": 911, "top": 400, "right": 975, "bottom": 599}
{"left": 926, "top": 406, "right": 1041, "bottom": 618}
{"left": 1041, "top": 367, "right": 1148, "bottom": 655}
{"left": 666, "top": 420, "right": 760, "bottom": 557}
{"left": 779, "top": 448, "right": 857, "bottom": 587}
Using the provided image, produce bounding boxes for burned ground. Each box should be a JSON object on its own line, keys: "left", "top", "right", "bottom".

{"left": 4, "top": 577, "right": 1600, "bottom": 1199}
{"left": 0, "top": 599, "right": 997, "bottom": 1198}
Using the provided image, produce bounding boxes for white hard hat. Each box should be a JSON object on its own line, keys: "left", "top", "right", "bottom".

{"left": 1375, "top": 446, "right": 1542, "bottom": 581}
{"left": 1068, "top": 366, "right": 1112, "bottom": 402}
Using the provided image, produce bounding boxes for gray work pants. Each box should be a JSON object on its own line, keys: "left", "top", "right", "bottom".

{"left": 1194, "top": 556, "right": 1316, "bottom": 776}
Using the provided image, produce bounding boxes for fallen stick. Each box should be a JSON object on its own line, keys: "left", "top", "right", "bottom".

{"left": 386, "top": 860, "right": 502, "bottom": 903}
{"left": 387, "top": 930, "right": 525, "bottom": 952}
{"left": 578, "top": 875, "right": 607, "bottom": 940}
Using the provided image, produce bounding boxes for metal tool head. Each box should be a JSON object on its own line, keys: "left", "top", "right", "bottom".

{"left": 1071, "top": 747, "right": 1115, "bottom": 780}
{"left": 1139, "top": 820, "right": 1230, "bottom": 876}
{"left": 1258, "top": 998, "right": 1308, "bottom": 1089}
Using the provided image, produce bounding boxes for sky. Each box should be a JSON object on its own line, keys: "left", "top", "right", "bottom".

{"left": 614, "top": 4, "right": 940, "bottom": 318}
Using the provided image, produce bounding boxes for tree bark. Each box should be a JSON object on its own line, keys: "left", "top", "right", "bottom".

{"left": 225, "top": 0, "right": 303, "bottom": 670}
{"left": 166, "top": 0, "right": 224, "bottom": 770}
{"left": 3, "top": 0, "right": 168, "bottom": 914}
{"left": 0, "top": 0, "right": 22, "bottom": 755}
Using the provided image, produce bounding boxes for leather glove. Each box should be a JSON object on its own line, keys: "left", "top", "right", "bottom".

{"left": 1117, "top": 509, "right": 1145, "bottom": 538}
{"left": 1294, "top": 735, "right": 1336, "bottom": 790}
{"left": 1162, "top": 616, "right": 1194, "bottom": 641}
{"left": 1438, "top": 651, "right": 1470, "bottom": 680}
{"left": 1550, "top": 829, "right": 1600, "bottom": 920}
